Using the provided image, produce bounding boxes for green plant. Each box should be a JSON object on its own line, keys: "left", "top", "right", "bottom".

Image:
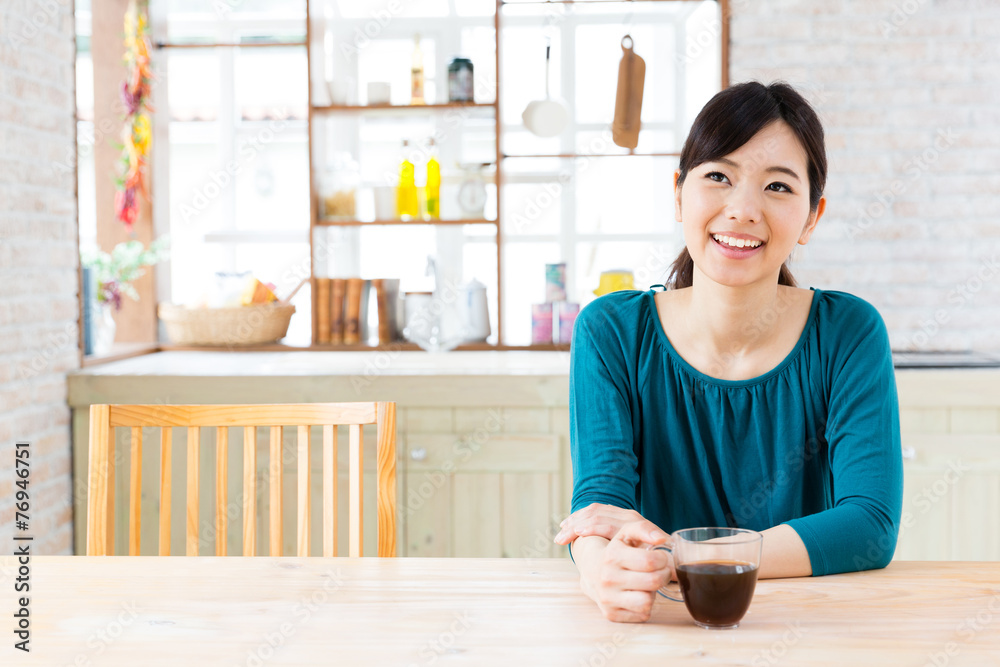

{"left": 82, "top": 237, "right": 169, "bottom": 310}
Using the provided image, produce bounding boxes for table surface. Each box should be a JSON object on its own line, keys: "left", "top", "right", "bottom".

{"left": 5, "top": 557, "right": 999, "bottom": 665}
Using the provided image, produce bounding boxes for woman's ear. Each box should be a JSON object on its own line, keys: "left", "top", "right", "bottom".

{"left": 798, "top": 196, "right": 825, "bottom": 245}
{"left": 674, "top": 170, "right": 683, "bottom": 223}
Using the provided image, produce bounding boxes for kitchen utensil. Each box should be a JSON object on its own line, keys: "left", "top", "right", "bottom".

{"left": 522, "top": 43, "right": 568, "bottom": 138}
{"left": 612, "top": 35, "right": 646, "bottom": 150}
{"left": 459, "top": 279, "right": 490, "bottom": 342}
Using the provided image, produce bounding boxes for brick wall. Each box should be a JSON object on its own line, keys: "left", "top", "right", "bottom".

{"left": 0, "top": 0, "right": 78, "bottom": 554}
{"left": 729, "top": 0, "right": 1000, "bottom": 352}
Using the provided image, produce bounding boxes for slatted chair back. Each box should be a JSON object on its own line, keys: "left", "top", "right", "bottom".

{"left": 86, "top": 403, "right": 396, "bottom": 557}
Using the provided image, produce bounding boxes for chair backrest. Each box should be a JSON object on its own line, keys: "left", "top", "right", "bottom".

{"left": 86, "top": 402, "right": 396, "bottom": 557}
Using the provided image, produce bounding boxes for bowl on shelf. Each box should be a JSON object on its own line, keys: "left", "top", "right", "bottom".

{"left": 159, "top": 303, "right": 295, "bottom": 346}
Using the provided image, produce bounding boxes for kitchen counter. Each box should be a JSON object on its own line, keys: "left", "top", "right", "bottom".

{"left": 65, "top": 351, "right": 1000, "bottom": 559}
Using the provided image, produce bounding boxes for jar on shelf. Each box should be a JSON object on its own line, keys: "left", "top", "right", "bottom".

{"left": 319, "top": 152, "right": 360, "bottom": 220}
{"left": 448, "top": 57, "right": 474, "bottom": 103}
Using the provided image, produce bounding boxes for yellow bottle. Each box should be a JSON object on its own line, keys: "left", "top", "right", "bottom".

{"left": 410, "top": 34, "right": 425, "bottom": 105}
{"left": 397, "top": 140, "right": 419, "bottom": 220}
{"left": 424, "top": 139, "right": 440, "bottom": 220}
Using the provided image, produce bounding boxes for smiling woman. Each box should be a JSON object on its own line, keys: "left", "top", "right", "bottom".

{"left": 556, "top": 82, "right": 903, "bottom": 624}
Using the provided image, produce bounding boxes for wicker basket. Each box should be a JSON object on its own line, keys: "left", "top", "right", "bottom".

{"left": 158, "top": 303, "right": 296, "bottom": 346}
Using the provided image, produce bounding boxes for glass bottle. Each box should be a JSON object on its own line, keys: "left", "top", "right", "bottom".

{"left": 410, "top": 34, "right": 425, "bottom": 105}
{"left": 397, "top": 140, "right": 419, "bottom": 220}
{"left": 424, "top": 138, "right": 440, "bottom": 220}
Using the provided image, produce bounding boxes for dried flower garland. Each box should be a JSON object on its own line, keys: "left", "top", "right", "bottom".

{"left": 115, "top": 0, "right": 153, "bottom": 230}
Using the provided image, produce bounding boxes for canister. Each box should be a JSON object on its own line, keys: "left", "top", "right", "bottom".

{"left": 531, "top": 303, "right": 553, "bottom": 344}
{"left": 545, "top": 262, "right": 567, "bottom": 302}
{"left": 448, "top": 57, "right": 475, "bottom": 103}
{"left": 555, "top": 302, "right": 580, "bottom": 344}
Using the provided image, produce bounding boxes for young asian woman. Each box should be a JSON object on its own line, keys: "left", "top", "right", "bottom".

{"left": 554, "top": 81, "right": 903, "bottom": 623}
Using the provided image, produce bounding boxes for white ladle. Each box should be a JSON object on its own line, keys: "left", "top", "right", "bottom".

{"left": 522, "top": 43, "right": 568, "bottom": 138}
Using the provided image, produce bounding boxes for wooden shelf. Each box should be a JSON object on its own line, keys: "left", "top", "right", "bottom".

{"left": 158, "top": 342, "right": 570, "bottom": 352}
{"left": 155, "top": 41, "right": 306, "bottom": 50}
{"left": 312, "top": 102, "right": 497, "bottom": 113}
{"left": 503, "top": 152, "right": 681, "bottom": 159}
{"left": 316, "top": 218, "right": 497, "bottom": 227}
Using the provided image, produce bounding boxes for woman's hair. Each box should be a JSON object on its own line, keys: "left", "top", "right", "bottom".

{"left": 664, "top": 81, "right": 827, "bottom": 289}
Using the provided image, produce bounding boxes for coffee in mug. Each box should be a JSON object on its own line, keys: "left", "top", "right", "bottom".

{"left": 649, "top": 527, "right": 762, "bottom": 629}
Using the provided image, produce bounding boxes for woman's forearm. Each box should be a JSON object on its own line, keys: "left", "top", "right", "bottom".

{"left": 759, "top": 524, "right": 812, "bottom": 579}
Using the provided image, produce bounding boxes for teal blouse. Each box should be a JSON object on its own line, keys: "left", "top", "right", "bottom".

{"left": 569, "top": 288, "right": 903, "bottom": 575}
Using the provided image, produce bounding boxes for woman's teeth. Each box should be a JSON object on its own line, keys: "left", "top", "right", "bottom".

{"left": 713, "top": 234, "right": 763, "bottom": 249}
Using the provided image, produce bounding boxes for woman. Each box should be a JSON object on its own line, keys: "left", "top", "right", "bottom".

{"left": 554, "top": 81, "right": 902, "bottom": 623}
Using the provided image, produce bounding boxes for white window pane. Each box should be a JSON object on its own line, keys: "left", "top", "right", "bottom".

{"left": 502, "top": 183, "right": 562, "bottom": 237}
{"left": 233, "top": 128, "right": 310, "bottom": 231}
{"left": 575, "top": 156, "right": 677, "bottom": 235}
{"left": 168, "top": 126, "right": 226, "bottom": 233}
{"left": 234, "top": 46, "right": 308, "bottom": 121}
{"left": 456, "top": 0, "right": 496, "bottom": 18}
{"left": 77, "top": 122, "right": 97, "bottom": 253}
{"left": 167, "top": 53, "right": 220, "bottom": 122}
{"left": 335, "top": 0, "right": 449, "bottom": 19}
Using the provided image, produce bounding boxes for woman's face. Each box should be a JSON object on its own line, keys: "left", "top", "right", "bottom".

{"left": 675, "top": 120, "right": 825, "bottom": 289}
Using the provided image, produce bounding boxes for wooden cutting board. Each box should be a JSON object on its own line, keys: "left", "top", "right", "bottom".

{"left": 613, "top": 35, "right": 646, "bottom": 150}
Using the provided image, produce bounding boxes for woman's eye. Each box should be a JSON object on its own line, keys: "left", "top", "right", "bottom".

{"left": 767, "top": 182, "right": 792, "bottom": 193}
{"left": 706, "top": 171, "right": 729, "bottom": 183}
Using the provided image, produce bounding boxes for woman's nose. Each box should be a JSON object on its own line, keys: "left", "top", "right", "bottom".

{"left": 725, "top": 186, "right": 762, "bottom": 224}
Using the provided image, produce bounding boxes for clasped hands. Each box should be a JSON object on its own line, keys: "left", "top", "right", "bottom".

{"left": 554, "top": 503, "right": 675, "bottom": 623}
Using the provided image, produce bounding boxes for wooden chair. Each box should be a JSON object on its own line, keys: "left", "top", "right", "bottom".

{"left": 86, "top": 402, "right": 396, "bottom": 557}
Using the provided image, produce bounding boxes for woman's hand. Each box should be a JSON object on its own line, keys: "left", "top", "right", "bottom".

{"left": 575, "top": 520, "right": 674, "bottom": 623}
{"left": 553, "top": 503, "right": 645, "bottom": 545}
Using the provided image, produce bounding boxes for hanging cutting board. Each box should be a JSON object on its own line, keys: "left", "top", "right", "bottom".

{"left": 612, "top": 35, "right": 646, "bottom": 150}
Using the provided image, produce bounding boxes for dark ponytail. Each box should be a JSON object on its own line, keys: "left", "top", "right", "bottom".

{"left": 665, "top": 81, "right": 826, "bottom": 290}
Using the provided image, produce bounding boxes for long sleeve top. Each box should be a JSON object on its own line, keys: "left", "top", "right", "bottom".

{"left": 569, "top": 287, "right": 903, "bottom": 575}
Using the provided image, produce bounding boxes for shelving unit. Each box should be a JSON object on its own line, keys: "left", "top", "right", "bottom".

{"left": 301, "top": 0, "right": 727, "bottom": 350}
{"left": 305, "top": 1, "right": 504, "bottom": 348}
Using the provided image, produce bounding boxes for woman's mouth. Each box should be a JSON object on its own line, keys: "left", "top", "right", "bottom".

{"left": 711, "top": 233, "right": 766, "bottom": 258}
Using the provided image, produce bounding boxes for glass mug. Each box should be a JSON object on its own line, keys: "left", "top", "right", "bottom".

{"left": 648, "top": 527, "right": 763, "bottom": 630}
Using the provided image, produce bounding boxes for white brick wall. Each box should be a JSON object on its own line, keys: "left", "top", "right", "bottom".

{"left": 0, "top": 0, "right": 78, "bottom": 554}
{"left": 731, "top": 0, "right": 1000, "bottom": 352}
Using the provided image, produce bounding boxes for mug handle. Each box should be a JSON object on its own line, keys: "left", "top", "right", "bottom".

{"left": 647, "top": 544, "right": 683, "bottom": 602}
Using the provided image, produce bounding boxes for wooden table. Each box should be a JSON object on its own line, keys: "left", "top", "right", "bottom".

{"left": 5, "top": 557, "right": 999, "bottom": 665}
